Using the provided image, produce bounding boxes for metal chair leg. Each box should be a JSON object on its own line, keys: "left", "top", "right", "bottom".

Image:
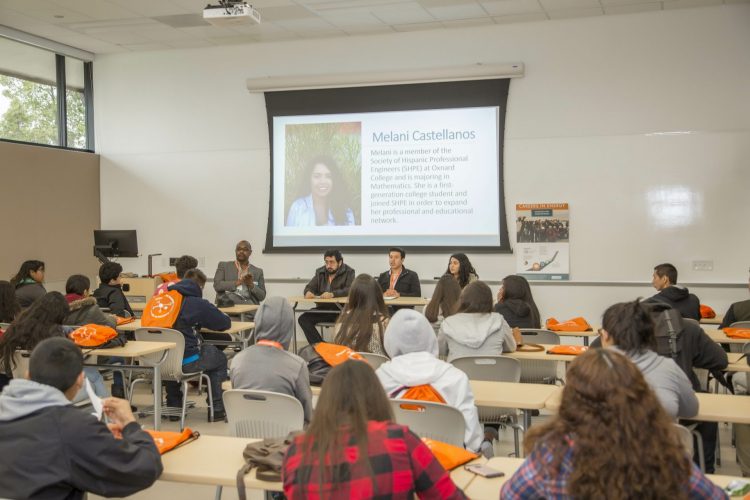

{"left": 204, "top": 373, "right": 214, "bottom": 422}
{"left": 180, "top": 381, "right": 188, "bottom": 431}
{"left": 214, "top": 485, "right": 223, "bottom": 500}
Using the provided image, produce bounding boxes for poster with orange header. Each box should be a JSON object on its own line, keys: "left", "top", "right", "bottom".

{"left": 515, "top": 203, "right": 569, "bottom": 280}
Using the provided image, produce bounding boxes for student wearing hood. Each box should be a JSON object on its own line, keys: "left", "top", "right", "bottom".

{"left": 375, "top": 309, "right": 483, "bottom": 452}
{"left": 230, "top": 296, "right": 313, "bottom": 424}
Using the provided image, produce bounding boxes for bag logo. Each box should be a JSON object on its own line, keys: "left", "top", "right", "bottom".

{"left": 149, "top": 295, "right": 175, "bottom": 318}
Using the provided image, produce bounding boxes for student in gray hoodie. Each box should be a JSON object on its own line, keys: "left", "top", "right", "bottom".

{"left": 229, "top": 296, "right": 313, "bottom": 424}
{"left": 0, "top": 337, "right": 162, "bottom": 499}
{"left": 439, "top": 281, "right": 518, "bottom": 362}
{"left": 598, "top": 299, "right": 698, "bottom": 419}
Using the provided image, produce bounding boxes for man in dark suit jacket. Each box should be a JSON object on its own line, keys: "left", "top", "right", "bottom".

{"left": 213, "top": 240, "right": 266, "bottom": 306}
{"left": 377, "top": 248, "right": 421, "bottom": 312}
{"left": 298, "top": 249, "right": 355, "bottom": 345}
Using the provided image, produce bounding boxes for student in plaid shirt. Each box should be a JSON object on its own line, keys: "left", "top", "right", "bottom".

{"left": 282, "top": 360, "right": 467, "bottom": 499}
{"left": 501, "top": 349, "right": 726, "bottom": 499}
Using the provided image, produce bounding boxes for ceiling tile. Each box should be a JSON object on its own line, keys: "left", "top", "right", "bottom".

{"left": 441, "top": 17, "right": 495, "bottom": 26}
{"left": 546, "top": 6, "right": 604, "bottom": 17}
{"left": 371, "top": 2, "right": 435, "bottom": 23}
{"left": 539, "top": 0, "right": 601, "bottom": 10}
{"left": 392, "top": 21, "right": 444, "bottom": 31}
{"left": 47, "top": 0, "right": 140, "bottom": 20}
{"left": 480, "top": 0, "right": 545, "bottom": 16}
{"left": 317, "top": 7, "right": 386, "bottom": 27}
{"left": 106, "top": 0, "right": 190, "bottom": 17}
{"left": 120, "top": 42, "right": 172, "bottom": 51}
{"left": 273, "top": 17, "right": 343, "bottom": 34}
{"left": 164, "top": 39, "right": 215, "bottom": 49}
{"left": 492, "top": 11, "right": 549, "bottom": 22}
{"left": 424, "top": 3, "right": 489, "bottom": 20}
{"left": 662, "top": 0, "right": 723, "bottom": 8}
{"left": 600, "top": 0, "right": 661, "bottom": 4}
{"left": 604, "top": 3, "right": 662, "bottom": 13}
{"left": 258, "top": 5, "right": 317, "bottom": 21}
{"left": 152, "top": 14, "right": 210, "bottom": 28}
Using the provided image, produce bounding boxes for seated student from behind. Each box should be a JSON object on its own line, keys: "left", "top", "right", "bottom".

{"left": 376, "top": 309, "right": 483, "bottom": 453}
{"left": 164, "top": 268, "right": 231, "bottom": 421}
{"left": 93, "top": 262, "right": 134, "bottom": 318}
{"left": 424, "top": 274, "right": 461, "bottom": 335}
{"left": 10, "top": 260, "right": 46, "bottom": 308}
{"left": 229, "top": 297, "right": 313, "bottom": 424}
{"left": 0, "top": 337, "right": 162, "bottom": 498}
{"left": 494, "top": 275, "right": 542, "bottom": 329}
{"left": 333, "top": 274, "right": 389, "bottom": 356}
{"left": 501, "top": 349, "right": 724, "bottom": 499}
{"left": 283, "top": 360, "right": 467, "bottom": 499}
{"left": 719, "top": 269, "right": 750, "bottom": 328}
{"left": 647, "top": 263, "right": 701, "bottom": 321}
{"left": 154, "top": 254, "right": 198, "bottom": 295}
{"left": 64, "top": 274, "right": 117, "bottom": 328}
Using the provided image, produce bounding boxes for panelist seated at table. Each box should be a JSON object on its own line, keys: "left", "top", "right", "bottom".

{"left": 439, "top": 281, "right": 518, "bottom": 363}
{"left": 377, "top": 247, "right": 421, "bottom": 312}
{"left": 298, "top": 249, "right": 355, "bottom": 345}
{"left": 165, "top": 269, "right": 231, "bottom": 422}
{"left": 0, "top": 337, "right": 163, "bottom": 499}
{"left": 213, "top": 240, "right": 266, "bottom": 307}
{"left": 230, "top": 297, "right": 313, "bottom": 424}
{"left": 500, "top": 349, "right": 725, "bottom": 499}
{"left": 283, "top": 360, "right": 467, "bottom": 499}
{"left": 376, "top": 309, "right": 483, "bottom": 453}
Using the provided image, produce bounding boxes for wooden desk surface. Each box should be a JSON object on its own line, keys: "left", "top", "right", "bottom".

{"left": 462, "top": 456, "right": 523, "bottom": 498}
{"left": 159, "top": 434, "right": 282, "bottom": 491}
{"left": 506, "top": 344, "right": 586, "bottom": 362}
{"left": 700, "top": 315, "right": 724, "bottom": 325}
{"left": 470, "top": 381, "right": 561, "bottom": 410}
{"left": 695, "top": 392, "right": 750, "bottom": 424}
{"left": 704, "top": 328, "right": 750, "bottom": 345}
{"left": 117, "top": 319, "right": 254, "bottom": 335}
{"left": 289, "top": 295, "right": 429, "bottom": 307}
{"left": 130, "top": 302, "right": 258, "bottom": 315}
{"left": 87, "top": 341, "right": 175, "bottom": 357}
{"left": 727, "top": 352, "right": 750, "bottom": 373}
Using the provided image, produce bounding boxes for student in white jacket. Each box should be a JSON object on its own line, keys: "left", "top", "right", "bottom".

{"left": 376, "top": 308, "right": 483, "bottom": 453}
{"left": 439, "top": 281, "right": 518, "bottom": 362}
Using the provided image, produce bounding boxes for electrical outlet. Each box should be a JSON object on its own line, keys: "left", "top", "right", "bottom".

{"left": 692, "top": 260, "right": 713, "bottom": 271}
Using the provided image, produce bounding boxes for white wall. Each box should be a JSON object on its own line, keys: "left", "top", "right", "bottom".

{"left": 94, "top": 4, "right": 750, "bottom": 322}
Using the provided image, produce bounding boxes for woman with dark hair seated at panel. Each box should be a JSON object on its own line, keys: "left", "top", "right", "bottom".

{"left": 493, "top": 275, "right": 542, "bottom": 329}
{"left": 439, "top": 281, "right": 518, "bottom": 362}
{"left": 286, "top": 155, "right": 355, "bottom": 227}
{"left": 445, "top": 253, "right": 478, "bottom": 289}
{"left": 282, "top": 360, "right": 467, "bottom": 499}
{"left": 10, "top": 260, "right": 46, "bottom": 308}
{"left": 333, "top": 274, "right": 389, "bottom": 356}
{"left": 424, "top": 274, "right": 461, "bottom": 335}
{"left": 501, "top": 349, "right": 724, "bottom": 499}
{"left": 0, "top": 292, "right": 108, "bottom": 397}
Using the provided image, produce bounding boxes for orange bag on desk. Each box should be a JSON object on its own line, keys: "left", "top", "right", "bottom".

{"left": 145, "top": 428, "right": 200, "bottom": 454}
{"left": 141, "top": 290, "right": 183, "bottom": 328}
{"left": 700, "top": 304, "right": 717, "bottom": 319}
{"left": 546, "top": 317, "right": 592, "bottom": 332}
{"left": 69, "top": 324, "right": 118, "bottom": 347}
{"left": 547, "top": 345, "right": 589, "bottom": 356}
{"left": 115, "top": 315, "right": 135, "bottom": 326}
{"left": 723, "top": 328, "right": 750, "bottom": 340}
{"left": 420, "top": 438, "right": 478, "bottom": 470}
{"left": 313, "top": 342, "right": 364, "bottom": 366}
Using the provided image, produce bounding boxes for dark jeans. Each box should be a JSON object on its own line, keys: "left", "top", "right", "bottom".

{"left": 165, "top": 345, "right": 227, "bottom": 412}
{"left": 298, "top": 310, "right": 339, "bottom": 345}
{"left": 682, "top": 419, "right": 718, "bottom": 473}
{"left": 99, "top": 356, "right": 126, "bottom": 388}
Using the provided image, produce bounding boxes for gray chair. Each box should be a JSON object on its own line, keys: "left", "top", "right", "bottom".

{"left": 357, "top": 351, "right": 389, "bottom": 370}
{"left": 519, "top": 329, "right": 562, "bottom": 384}
{"left": 224, "top": 389, "right": 304, "bottom": 438}
{"left": 129, "top": 327, "right": 213, "bottom": 431}
{"left": 674, "top": 423, "right": 705, "bottom": 472}
{"left": 389, "top": 399, "right": 466, "bottom": 447}
{"left": 451, "top": 355, "right": 524, "bottom": 456}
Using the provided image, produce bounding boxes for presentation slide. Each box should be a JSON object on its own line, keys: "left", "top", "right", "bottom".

{"left": 271, "top": 106, "right": 501, "bottom": 249}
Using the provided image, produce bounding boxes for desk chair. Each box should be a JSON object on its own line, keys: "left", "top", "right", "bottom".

{"left": 357, "top": 352, "right": 389, "bottom": 370}
{"left": 519, "top": 329, "right": 562, "bottom": 384}
{"left": 218, "top": 390, "right": 304, "bottom": 500}
{"left": 673, "top": 423, "right": 705, "bottom": 472}
{"left": 129, "top": 328, "right": 214, "bottom": 431}
{"left": 451, "top": 355, "right": 524, "bottom": 456}
{"left": 389, "top": 399, "right": 465, "bottom": 448}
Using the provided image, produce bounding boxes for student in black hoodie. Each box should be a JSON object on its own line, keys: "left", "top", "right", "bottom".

{"left": 646, "top": 263, "right": 701, "bottom": 321}
{"left": 493, "top": 275, "right": 541, "bottom": 329}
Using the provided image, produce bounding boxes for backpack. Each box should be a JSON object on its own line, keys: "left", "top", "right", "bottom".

{"left": 69, "top": 324, "right": 127, "bottom": 349}
{"left": 141, "top": 290, "right": 183, "bottom": 328}
{"left": 298, "top": 343, "right": 364, "bottom": 385}
{"left": 298, "top": 345, "right": 332, "bottom": 386}
{"left": 236, "top": 433, "right": 297, "bottom": 500}
{"left": 646, "top": 302, "right": 684, "bottom": 360}
{"left": 390, "top": 384, "right": 447, "bottom": 411}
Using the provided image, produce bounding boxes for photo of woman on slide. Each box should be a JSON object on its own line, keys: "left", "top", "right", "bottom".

{"left": 286, "top": 155, "right": 356, "bottom": 226}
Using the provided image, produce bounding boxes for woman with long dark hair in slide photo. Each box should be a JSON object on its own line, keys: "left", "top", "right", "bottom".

{"left": 286, "top": 155, "right": 355, "bottom": 227}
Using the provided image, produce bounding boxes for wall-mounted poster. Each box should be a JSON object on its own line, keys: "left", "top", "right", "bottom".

{"left": 515, "top": 203, "right": 570, "bottom": 280}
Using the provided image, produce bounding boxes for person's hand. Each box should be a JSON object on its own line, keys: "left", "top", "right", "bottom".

{"left": 235, "top": 279, "right": 243, "bottom": 287}
{"left": 107, "top": 422, "right": 124, "bottom": 439}
{"left": 304, "top": 291, "right": 315, "bottom": 299}
{"left": 512, "top": 327, "right": 523, "bottom": 345}
{"left": 384, "top": 289, "right": 399, "bottom": 298}
{"left": 103, "top": 397, "right": 136, "bottom": 428}
{"left": 320, "top": 292, "right": 334, "bottom": 299}
{"left": 243, "top": 274, "right": 254, "bottom": 289}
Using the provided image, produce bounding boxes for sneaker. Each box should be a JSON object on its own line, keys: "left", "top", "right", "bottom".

{"left": 209, "top": 409, "right": 226, "bottom": 422}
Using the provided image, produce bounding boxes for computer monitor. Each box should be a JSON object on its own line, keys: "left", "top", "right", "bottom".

{"left": 94, "top": 230, "right": 138, "bottom": 261}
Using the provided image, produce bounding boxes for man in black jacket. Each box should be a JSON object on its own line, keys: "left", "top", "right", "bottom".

{"left": 93, "top": 261, "right": 134, "bottom": 318}
{"left": 298, "top": 249, "right": 355, "bottom": 345}
{"left": 377, "top": 247, "right": 421, "bottom": 312}
{"left": 646, "top": 263, "right": 701, "bottom": 321}
{"left": 0, "top": 337, "right": 162, "bottom": 498}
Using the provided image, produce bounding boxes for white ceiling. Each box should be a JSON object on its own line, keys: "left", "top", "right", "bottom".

{"left": 0, "top": 0, "right": 743, "bottom": 55}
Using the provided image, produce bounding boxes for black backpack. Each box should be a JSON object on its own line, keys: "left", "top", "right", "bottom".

{"left": 646, "top": 302, "right": 684, "bottom": 360}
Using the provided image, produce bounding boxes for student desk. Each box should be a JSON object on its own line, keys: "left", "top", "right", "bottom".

{"left": 694, "top": 393, "right": 750, "bottom": 425}
{"left": 703, "top": 328, "right": 750, "bottom": 345}
{"left": 726, "top": 352, "right": 750, "bottom": 373}
{"left": 86, "top": 341, "right": 175, "bottom": 430}
{"left": 506, "top": 344, "right": 586, "bottom": 363}
{"left": 131, "top": 302, "right": 258, "bottom": 315}
{"left": 117, "top": 319, "right": 256, "bottom": 349}
{"left": 701, "top": 315, "right": 724, "bottom": 326}
{"left": 545, "top": 329, "right": 600, "bottom": 346}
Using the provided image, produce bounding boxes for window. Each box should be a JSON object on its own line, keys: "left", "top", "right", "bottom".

{"left": 0, "top": 35, "right": 93, "bottom": 150}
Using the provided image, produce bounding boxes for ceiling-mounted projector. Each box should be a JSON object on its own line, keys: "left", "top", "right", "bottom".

{"left": 204, "top": 1, "right": 260, "bottom": 26}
